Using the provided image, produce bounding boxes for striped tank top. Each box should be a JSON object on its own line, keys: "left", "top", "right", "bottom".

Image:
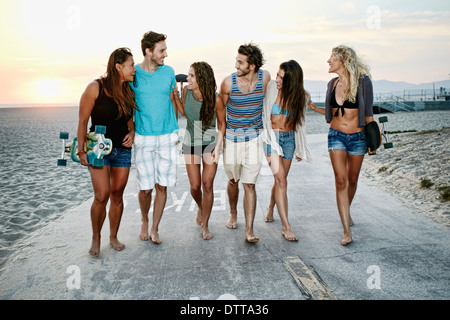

{"left": 226, "top": 70, "right": 264, "bottom": 142}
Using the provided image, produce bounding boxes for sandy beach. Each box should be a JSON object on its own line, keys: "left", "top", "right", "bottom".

{"left": 0, "top": 108, "right": 449, "bottom": 301}
{"left": 1, "top": 132, "right": 449, "bottom": 301}
{"left": 361, "top": 127, "right": 450, "bottom": 228}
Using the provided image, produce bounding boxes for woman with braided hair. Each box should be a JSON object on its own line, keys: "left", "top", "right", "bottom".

{"left": 172, "top": 62, "right": 218, "bottom": 240}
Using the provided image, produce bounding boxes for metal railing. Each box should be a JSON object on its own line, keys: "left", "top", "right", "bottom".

{"left": 309, "top": 87, "right": 450, "bottom": 113}
{"left": 375, "top": 93, "right": 415, "bottom": 112}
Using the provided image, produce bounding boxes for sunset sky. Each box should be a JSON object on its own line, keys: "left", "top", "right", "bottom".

{"left": 0, "top": 0, "right": 449, "bottom": 105}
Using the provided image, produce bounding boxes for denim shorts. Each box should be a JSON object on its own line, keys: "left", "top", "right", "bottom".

{"left": 263, "top": 130, "right": 295, "bottom": 160}
{"left": 103, "top": 148, "right": 132, "bottom": 167}
{"left": 328, "top": 128, "right": 367, "bottom": 156}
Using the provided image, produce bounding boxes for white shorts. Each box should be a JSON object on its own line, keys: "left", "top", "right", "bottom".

{"left": 223, "top": 136, "right": 263, "bottom": 184}
{"left": 134, "top": 133, "right": 178, "bottom": 190}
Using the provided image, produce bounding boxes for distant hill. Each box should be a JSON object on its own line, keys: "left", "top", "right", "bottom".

{"left": 304, "top": 79, "right": 450, "bottom": 94}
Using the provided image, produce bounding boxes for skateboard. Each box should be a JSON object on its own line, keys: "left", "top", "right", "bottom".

{"left": 366, "top": 116, "right": 393, "bottom": 154}
{"left": 57, "top": 125, "right": 112, "bottom": 167}
{"left": 378, "top": 116, "right": 393, "bottom": 149}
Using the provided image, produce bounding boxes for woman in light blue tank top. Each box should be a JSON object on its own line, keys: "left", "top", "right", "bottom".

{"left": 173, "top": 62, "right": 218, "bottom": 240}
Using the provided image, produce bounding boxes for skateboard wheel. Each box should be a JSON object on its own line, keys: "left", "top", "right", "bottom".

{"left": 95, "top": 125, "right": 107, "bottom": 134}
{"left": 384, "top": 142, "right": 394, "bottom": 149}
{"left": 60, "top": 132, "right": 69, "bottom": 139}
{"left": 378, "top": 116, "right": 388, "bottom": 123}
{"left": 57, "top": 159, "right": 67, "bottom": 166}
{"left": 93, "top": 158, "right": 104, "bottom": 167}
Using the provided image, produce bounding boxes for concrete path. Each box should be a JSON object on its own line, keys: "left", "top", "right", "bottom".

{"left": 1, "top": 134, "right": 449, "bottom": 303}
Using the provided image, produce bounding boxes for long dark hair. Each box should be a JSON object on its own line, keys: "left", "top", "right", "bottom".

{"left": 279, "top": 60, "right": 307, "bottom": 129}
{"left": 100, "top": 47, "right": 137, "bottom": 119}
{"left": 191, "top": 62, "right": 217, "bottom": 129}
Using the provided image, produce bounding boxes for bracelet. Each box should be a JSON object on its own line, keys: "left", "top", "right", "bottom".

{"left": 77, "top": 150, "right": 86, "bottom": 156}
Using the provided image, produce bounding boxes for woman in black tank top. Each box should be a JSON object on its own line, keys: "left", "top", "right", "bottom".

{"left": 76, "top": 48, "right": 137, "bottom": 257}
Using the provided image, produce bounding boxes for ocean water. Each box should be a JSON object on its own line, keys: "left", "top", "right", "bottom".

{"left": 0, "top": 106, "right": 449, "bottom": 270}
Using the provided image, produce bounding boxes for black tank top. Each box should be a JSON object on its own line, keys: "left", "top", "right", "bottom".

{"left": 89, "top": 79, "right": 132, "bottom": 149}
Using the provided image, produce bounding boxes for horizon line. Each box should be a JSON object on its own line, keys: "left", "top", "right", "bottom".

{"left": 1, "top": 78, "right": 449, "bottom": 106}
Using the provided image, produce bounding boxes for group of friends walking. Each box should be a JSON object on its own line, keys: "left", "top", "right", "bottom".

{"left": 76, "top": 31, "right": 375, "bottom": 257}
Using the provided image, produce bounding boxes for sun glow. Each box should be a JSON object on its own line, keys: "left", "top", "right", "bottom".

{"left": 34, "top": 78, "right": 63, "bottom": 102}
{"left": 0, "top": 0, "right": 449, "bottom": 105}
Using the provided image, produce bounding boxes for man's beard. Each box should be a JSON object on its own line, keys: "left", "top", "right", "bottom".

{"left": 152, "top": 57, "right": 164, "bottom": 67}
{"left": 236, "top": 68, "right": 250, "bottom": 77}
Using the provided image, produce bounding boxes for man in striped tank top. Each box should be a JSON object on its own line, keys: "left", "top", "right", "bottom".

{"left": 215, "top": 43, "right": 271, "bottom": 243}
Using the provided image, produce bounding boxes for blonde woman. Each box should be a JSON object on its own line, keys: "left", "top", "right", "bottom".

{"left": 309, "top": 45, "right": 374, "bottom": 246}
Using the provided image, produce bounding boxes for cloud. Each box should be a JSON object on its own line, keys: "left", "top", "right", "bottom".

{"left": 1, "top": 0, "right": 450, "bottom": 103}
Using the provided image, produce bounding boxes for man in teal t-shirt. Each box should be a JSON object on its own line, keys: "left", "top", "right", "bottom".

{"left": 130, "top": 31, "right": 179, "bottom": 244}
{"left": 132, "top": 63, "right": 178, "bottom": 135}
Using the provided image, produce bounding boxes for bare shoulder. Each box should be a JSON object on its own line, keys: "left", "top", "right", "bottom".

{"left": 83, "top": 80, "right": 100, "bottom": 98}
{"left": 79, "top": 80, "right": 100, "bottom": 115}
{"left": 219, "top": 75, "right": 232, "bottom": 94}
{"left": 262, "top": 70, "right": 271, "bottom": 90}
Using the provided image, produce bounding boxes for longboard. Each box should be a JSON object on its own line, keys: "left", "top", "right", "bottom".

{"left": 57, "top": 125, "right": 112, "bottom": 167}
{"left": 366, "top": 116, "right": 393, "bottom": 154}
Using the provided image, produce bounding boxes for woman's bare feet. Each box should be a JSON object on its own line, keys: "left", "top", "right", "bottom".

{"left": 202, "top": 227, "right": 213, "bottom": 240}
{"left": 89, "top": 237, "right": 101, "bottom": 257}
{"left": 341, "top": 235, "right": 352, "bottom": 246}
{"left": 226, "top": 213, "right": 237, "bottom": 229}
{"left": 282, "top": 230, "right": 298, "bottom": 241}
{"left": 110, "top": 237, "right": 125, "bottom": 251}
{"left": 265, "top": 206, "right": 274, "bottom": 222}
{"left": 196, "top": 209, "right": 203, "bottom": 226}
{"left": 139, "top": 220, "right": 149, "bottom": 241}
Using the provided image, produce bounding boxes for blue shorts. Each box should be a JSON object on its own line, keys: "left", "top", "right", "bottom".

{"left": 263, "top": 130, "right": 295, "bottom": 160}
{"left": 103, "top": 148, "right": 132, "bottom": 167}
{"left": 328, "top": 128, "right": 367, "bottom": 156}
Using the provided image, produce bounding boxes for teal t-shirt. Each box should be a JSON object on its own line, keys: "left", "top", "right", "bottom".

{"left": 130, "top": 64, "right": 178, "bottom": 135}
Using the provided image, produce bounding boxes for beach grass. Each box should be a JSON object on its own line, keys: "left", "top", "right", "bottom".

{"left": 387, "top": 130, "right": 417, "bottom": 134}
{"left": 437, "top": 186, "right": 450, "bottom": 202}
{"left": 420, "top": 178, "right": 434, "bottom": 189}
{"left": 415, "top": 129, "right": 439, "bottom": 135}
{"left": 378, "top": 166, "right": 388, "bottom": 173}
{"left": 361, "top": 125, "right": 450, "bottom": 227}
